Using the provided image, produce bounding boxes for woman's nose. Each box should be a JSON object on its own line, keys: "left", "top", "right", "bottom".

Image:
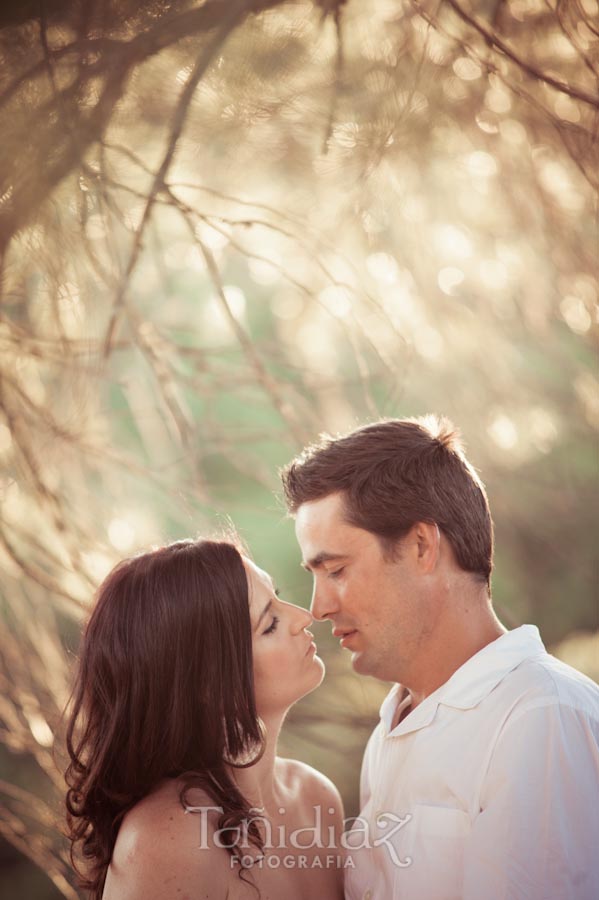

{"left": 290, "top": 602, "right": 313, "bottom": 633}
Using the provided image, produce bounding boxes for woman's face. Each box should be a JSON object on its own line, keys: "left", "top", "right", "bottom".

{"left": 244, "top": 558, "right": 325, "bottom": 716}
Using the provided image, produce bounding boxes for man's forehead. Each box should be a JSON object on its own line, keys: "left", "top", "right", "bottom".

{"left": 295, "top": 491, "right": 347, "bottom": 532}
{"left": 295, "top": 495, "right": 375, "bottom": 569}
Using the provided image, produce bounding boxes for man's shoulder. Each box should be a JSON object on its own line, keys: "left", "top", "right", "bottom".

{"left": 502, "top": 651, "right": 599, "bottom": 721}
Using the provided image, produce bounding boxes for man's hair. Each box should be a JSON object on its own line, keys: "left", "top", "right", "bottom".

{"left": 281, "top": 415, "right": 493, "bottom": 587}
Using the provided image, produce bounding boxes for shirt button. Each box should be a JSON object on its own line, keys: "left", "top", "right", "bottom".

{"left": 364, "top": 892, "right": 373, "bottom": 900}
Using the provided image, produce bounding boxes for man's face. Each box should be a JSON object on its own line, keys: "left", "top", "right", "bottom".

{"left": 295, "top": 492, "right": 437, "bottom": 684}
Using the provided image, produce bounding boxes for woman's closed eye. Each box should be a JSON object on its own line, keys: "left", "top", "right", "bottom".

{"left": 263, "top": 615, "right": 280, "bottom": 635}
{"left": 328, "top": 567, "right": 345, "bottom": 579}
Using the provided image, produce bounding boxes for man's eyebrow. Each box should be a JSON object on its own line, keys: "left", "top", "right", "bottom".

{"left": 255, "top": 599, "right": 273, "bottom": 630}
{"left": 301, "top": 552, "right": 346, "bottom": 572}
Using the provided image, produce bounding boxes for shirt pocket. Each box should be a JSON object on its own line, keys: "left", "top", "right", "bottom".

{"left": 395, "top": 804, "right": 472, "bottom": 899}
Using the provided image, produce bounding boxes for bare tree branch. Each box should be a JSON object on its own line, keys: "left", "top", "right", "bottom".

{"left": 0, "top": 0, "right": 288, "bottom": 254}
{"left": 442, "top": 0, "right": 599, "bottom": 109}
{"left": 101, "top": 0, "right": 271, "bottom": 357}
{"left": 194, "top": 231, "right": 312, "bottom": 448}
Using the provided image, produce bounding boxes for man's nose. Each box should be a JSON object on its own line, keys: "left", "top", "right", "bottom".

{"left": 310, "top": 579, "right": 339, "bottom": 621}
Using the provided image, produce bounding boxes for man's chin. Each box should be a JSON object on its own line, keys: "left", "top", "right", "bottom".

{"left": 351, "top": 650, "right": 391, "bottom": 682}
{"left": 350, "top": 650, "right": 373, "bottom": 676}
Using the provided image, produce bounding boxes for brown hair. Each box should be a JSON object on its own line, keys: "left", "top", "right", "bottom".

{"left": 65, "top": 538, "right": 264, "bottom": 899}
{"left": 281, "top": 416, "right": 493, "bottom": 587}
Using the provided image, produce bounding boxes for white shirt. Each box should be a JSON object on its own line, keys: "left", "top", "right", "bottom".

{"left": 344, "top": 625, "right": 599, "bottom": 900}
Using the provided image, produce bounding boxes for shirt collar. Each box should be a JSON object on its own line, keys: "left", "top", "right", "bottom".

{"left": 380, "top": 624, "right": 547, "bottom": 737}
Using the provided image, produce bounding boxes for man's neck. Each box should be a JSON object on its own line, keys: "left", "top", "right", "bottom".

{"left": 403, "top": 602, "right": 507, "bottom": 710}
{"left": 391, "top": 686, "right": 413, "bottom": 729}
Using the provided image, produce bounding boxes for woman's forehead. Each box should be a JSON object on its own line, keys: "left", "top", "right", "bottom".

{"left": 242, "top": 557, "right": 274, "bottom": 601}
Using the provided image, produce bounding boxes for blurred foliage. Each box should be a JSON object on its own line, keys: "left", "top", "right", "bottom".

{"left": 0, "top": 0, "right": 597, "bottom": 895}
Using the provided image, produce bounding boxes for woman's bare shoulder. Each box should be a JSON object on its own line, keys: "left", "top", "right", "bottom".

{"left": 276, "top": 758, "right": 344, "bottom": 813}
{"left": 104, "top": 780, "right": 230, "bottom": 899}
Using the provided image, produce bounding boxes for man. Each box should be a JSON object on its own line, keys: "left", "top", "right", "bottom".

{"left": 281, "top": 416, "right": 599, "bottom": 900}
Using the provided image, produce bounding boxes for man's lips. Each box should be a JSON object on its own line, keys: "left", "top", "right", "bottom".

{"left": 333, "top": 627, "right": 358, "bottom": 647}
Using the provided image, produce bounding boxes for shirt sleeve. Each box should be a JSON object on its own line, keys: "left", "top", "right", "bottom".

{"left": 463, "top": 702, "right": 599, "bottom": 900}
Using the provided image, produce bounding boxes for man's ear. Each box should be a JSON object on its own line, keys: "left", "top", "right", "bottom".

{"left": 413, "top": 521, "right": 441, "bottom": 573}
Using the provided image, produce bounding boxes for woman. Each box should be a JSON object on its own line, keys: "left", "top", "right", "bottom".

{"left": 66, "top": 538, "right": 345, "bottom": 899}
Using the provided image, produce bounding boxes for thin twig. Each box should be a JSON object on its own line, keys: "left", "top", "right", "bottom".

{"left": 192, "top": 228, "right": 311, "bottom": 448}
{"left": 443, "top": 0, "right": 599, "bottom": 109}
{"left": 321, "top": 3, "right": 346, "bottom": 153}
{"left": 101, "top": 0, "right": 259, "bottom": 357}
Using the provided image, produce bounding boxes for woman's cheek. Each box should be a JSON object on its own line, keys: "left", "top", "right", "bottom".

{"left": 253, "top": 644, "right": 279, "bottom": 681}
{"left": 254, "top": 640, "right": 294, "bottom": 691}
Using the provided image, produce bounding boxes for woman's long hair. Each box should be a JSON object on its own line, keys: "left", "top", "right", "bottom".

{"left": 65, "top": 538, "right": 265, "bottom": 898}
